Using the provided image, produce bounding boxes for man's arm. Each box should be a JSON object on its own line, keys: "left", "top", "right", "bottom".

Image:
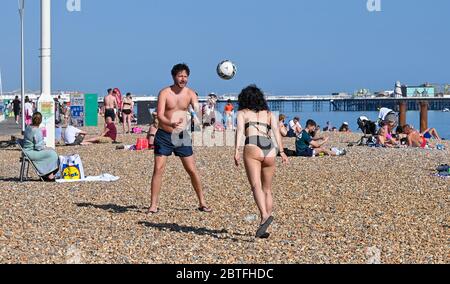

{"left": 310, "top": 136, "right": 327, "bottom": 148}
{"left": 407, "top": 134, "right": 413, "bottom": 147}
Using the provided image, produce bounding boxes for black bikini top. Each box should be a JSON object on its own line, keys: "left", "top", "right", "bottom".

{"left": 245, "top": 121, "right": 272, "bottom": 137}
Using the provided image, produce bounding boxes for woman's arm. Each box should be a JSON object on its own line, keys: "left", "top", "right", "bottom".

{"left": 271, "top": 113, "right": 288, "bottom": 164}
{"left": 234, "top": 111, "right": 245, "bottom": 166}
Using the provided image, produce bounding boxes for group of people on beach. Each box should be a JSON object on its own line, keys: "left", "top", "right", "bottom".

{"left": 17, "top": 62, "right": 444, "bottom": 239}
{"left": 373, "top": 107, "right": 443, "bottom": 149}
{"left": 100, "top": 88, "right": 135, "bottom": 135}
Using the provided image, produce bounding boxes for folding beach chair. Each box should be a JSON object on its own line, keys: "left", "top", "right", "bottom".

{"left": 16, "top": 139, "right": 44, "bottom": 182}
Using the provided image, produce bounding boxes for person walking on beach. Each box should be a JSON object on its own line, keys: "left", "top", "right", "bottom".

{"left": 24, "top": 96, "right": 34, "bottom": 126}
{"left": 234, "top": 85, "right": 289, "bottom": 238}
{"left": 113, "top": 88, "right": 123, "bottom": 125}
{"left": 148, "top": 63, "right": 211, "bottom": 214}
{"left": 12, "top": 96, "right": 21, "bottom": 124}
{"left": 224, "top": 99, "right": 234, "bottom": 130}
{"left": 104, "top": 89, "right": 118, "bottom": 122}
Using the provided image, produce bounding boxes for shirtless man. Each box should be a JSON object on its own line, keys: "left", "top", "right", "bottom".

{"left": 148, "top": 63, "right": 211, "bottom": 214}
{"left": 103, "top": 88, "right": 118, "bottom": 122}
{"left": 403, "top": 125, "right": 440, "bottom": 148}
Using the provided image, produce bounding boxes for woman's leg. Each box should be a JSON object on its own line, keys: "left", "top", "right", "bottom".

{"left": 122, "top": 114, "right": 127, "bottom": 133}
{"left": 244, "top": 146, "right": 270, "bottom": 224}
{"left": 261, "top": 157, "right": 276, "bottom": 217}
{"left": 127, "top": 114, "right": 132, "bottom": 133}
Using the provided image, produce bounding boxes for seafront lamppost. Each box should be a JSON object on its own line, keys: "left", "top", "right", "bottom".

{"left": 38, "top": 0, "right": 55, "bottom": 149}
{"left": 18, "top": 0, "right": 25, "bottom": 133}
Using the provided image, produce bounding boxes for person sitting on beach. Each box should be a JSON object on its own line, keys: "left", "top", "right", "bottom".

{"left": 23, "top": 112, "right": 60, "bottom": 181}
{"left": 81, "top": 116, "right": 117, "bottom": 145}
{"left": 323, "top": 121, "right": 332, "bottom": 132}
{"left": 147, "top": 112, "right": 159, "bottom": 150}
{"left": 402, "top": 125, "right": 440, "bottom": 148}
{"left": 377, "top": 125, "right": 399, "bottom": 147}
{"left": 378, "top": 107, "right": 398, "bottom": 132}
{"left": 339, "top": 122, "right": 351, "bottom": 133}
{"left": 296, "top": 119, "right": 346, "bottom": 157}
{"left": 278, "top": 114, "right": 288, "bottom": 137}
{"left": 63, "top": 124, "right": 87, "bottom": 146}
{"left": 234, "top": 85, "right": 288, "bottom": 239}
{"left": 287, "top": 117, "right": 302, "bottom": 137}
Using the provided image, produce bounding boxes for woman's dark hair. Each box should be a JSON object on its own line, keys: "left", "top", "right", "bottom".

{"left": 339, "top": 124, "right": 348, "bottom": 132}
{"left": 238, "top": 85, "right": 269, "bottom": 112}
{"left": 227, "top": 99, "right": 232, "bottom": 104}
{"left": 171, "top": 63, "right": 190, "bottom": 77}
{"left": 32, "top": 112, "right": 42, "bottom": 127}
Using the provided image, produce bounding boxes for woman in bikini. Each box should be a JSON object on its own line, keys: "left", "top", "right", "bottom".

{"left": 377, "top": 125, "right": 398, "bottom": 147}
{"left": 234, "top": 85, "right": 289, "bottom": 239}
{"left": 121, "top": 93, "right": 134, "bottom": 134}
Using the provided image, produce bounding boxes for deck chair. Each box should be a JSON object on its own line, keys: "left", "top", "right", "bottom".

{"left": 16, "top": 139, "right": 44, "bottom": 182}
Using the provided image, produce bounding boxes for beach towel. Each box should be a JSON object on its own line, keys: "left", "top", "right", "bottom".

{"left": 56, "top": 174, "right": 120, "bottom": 183}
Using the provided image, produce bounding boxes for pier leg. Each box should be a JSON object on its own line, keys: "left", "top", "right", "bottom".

{"left": 399, "top": 101, "right": 407, "bottom": 127}
{"left": 419, "top": 102, "right": 428, "bottom": 133}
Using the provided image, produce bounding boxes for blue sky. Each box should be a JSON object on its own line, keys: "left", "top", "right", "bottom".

{"left": 0, "top": 0, "right": 448, "bottom": 96}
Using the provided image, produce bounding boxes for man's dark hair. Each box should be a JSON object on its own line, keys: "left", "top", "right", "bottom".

{"left": 294, "top": 117, "right": 300, "bottom": 121}
{"left": 238, "top": 85, "right": 269, "bottom": 112}
{"left": 306, "top": 119, "right": 317, "bottom": 128}
{"left": 171, "top": 63, "right": 190, "bottom": 77}
{"left": 107, "top": 88, "right": 112, "bottom": 94}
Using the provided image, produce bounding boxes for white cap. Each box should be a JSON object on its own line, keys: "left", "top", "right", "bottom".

{"left": 343, "top": 122, "right": 349, "bottom": 126}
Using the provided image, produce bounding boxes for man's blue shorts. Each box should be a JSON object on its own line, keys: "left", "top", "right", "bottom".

{"left": 154, "top": 129, "right": 193, "bottom": 157}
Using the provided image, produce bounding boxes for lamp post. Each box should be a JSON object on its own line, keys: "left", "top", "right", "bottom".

{"left": 18, "top": 0, "right": 25, "bottom": 134}
{"left": 38, "top": 0, "right": 55, "bottom": 149}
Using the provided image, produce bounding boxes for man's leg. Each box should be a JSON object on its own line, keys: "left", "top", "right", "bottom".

{"left": 180, "top": 155, "right": 210, "bottom": 211}
{"left": 429, "top": 128, "right": 441, "bottom": 140}
{"left": 149, "top": 155, "right": 168, "bottom": 213}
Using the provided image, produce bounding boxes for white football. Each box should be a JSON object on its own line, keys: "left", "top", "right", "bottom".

{"left": 217, "top": 60, "right": 237, "bottom": 80}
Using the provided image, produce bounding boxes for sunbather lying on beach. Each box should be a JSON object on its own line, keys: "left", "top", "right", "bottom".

{"left": 81, "top": 116, "right": 117, "bottom": 145}
{"left": 402, "top": 125, "right": 440, "bottom": 148}
{"left": 295, "top": 119, "right": 346, "bottom": 157}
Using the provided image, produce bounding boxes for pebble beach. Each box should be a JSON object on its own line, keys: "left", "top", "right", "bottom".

{"left": 0, "top": 125, "right": 448, "bottom": 264}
